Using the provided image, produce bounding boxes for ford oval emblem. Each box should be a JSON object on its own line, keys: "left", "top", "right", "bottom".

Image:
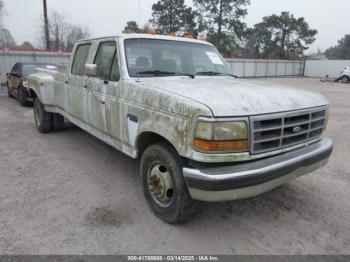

{"left": 293, "top": 126, "right": 302, "bottom": 134}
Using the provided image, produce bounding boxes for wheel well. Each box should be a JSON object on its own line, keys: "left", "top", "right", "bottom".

{"left": 29, "top": 89, "right": 37, "bottom": 99}
{"left": 137, "top": 132, "right": 177, "bottom": 158}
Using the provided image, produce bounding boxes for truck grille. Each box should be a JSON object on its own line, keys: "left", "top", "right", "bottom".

{"left": 250, "top": 107, "right": 327, "bottom": 154}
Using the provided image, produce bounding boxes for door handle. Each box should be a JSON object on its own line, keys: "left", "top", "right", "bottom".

{"left": 65, "top": 80, "right": 69, "bottom": 84}
{"left": 100, "top": 101, "right": 106, "bottom": 105}
{"left": 84, "top": 85, "right": 88, "bottom": 88}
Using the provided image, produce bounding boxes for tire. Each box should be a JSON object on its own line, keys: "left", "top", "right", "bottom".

{"left": 18, "top": 87, "right": 29, "bottom": 107}
{"left": 140, "top": 142, "right": 195, "bottom": 224}
{"left": 34, "top": 98, "right": 53, "bottom": 133}
{"left": 52, "top": 113, "right": 65, "bottom": 132}
{"left": 341, "top": 76, "right": 349, "bottom": 84}
{"left": 7, "top": 83, "right": 14, "bottom": 98}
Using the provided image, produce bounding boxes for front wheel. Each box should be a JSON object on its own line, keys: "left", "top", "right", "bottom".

{"left": 34, "top": 98, "right": 53, "bottom": 133}
{"left": 140, "top": 142, "right": 195, "bottom": 224}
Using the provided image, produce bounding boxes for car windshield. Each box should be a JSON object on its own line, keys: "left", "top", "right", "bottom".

{"left": 124, "top": 38, "right": 233, "bottom": 78}
{"left": 22, "top": 64, "right": 58, "bottom": 77}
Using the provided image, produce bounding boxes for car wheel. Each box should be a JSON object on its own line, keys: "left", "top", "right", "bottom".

{"left": 18, "top": 87, "right": 29, "bottom": 107}
{"left": 34, "top": 98, "right": 53, "bottom": 133}
{"left": 7, "top": 83, "right": 14, "bottom": 98}
{"left": 140, "top": 142, "right": 195, "bottom": 224}
{"left": 52, "top": 113, "right": 65, "bottom": 132}
{"left": 341, "top": 76, "right": 349, "bottom": 84}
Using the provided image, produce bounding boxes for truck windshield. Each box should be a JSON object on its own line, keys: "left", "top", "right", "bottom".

{"left": 124, "top": 38, "right": 233, "bottom": 78}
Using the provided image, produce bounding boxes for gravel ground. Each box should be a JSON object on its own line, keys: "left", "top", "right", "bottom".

{"left": 0, "top": 78, "right": 349, "bottom": 255}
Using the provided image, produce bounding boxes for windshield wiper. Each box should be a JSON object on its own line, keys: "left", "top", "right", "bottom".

{"left": 196, "top": 71, "right": 237, "bottom": 78}
{"left": 136, "top": 70, "right": 195, "bottom": 79}
{"left": 179, "top": 73, "right": 195, "bottom": 79}
{"left": 136, "top": 70, "right": 176, "bottom": 76}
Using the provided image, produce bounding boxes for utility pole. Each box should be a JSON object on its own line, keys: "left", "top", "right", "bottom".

{"left": 43, "top": 0, "right": 50, "bottom": 50}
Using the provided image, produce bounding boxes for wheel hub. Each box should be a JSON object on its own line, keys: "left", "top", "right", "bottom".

{"left": 34, "top": 102, "right": 42, "bottom": 127}
{"left": 148, "top": 164, "right": 174, "bottom": 207}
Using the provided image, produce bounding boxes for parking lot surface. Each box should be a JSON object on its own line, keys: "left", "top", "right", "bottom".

{"left": 0, "top": 78, "right": 349, "bottom": 255}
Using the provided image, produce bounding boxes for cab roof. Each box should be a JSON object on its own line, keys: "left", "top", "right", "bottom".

{"left": 78, "top": 33, "right": 213, "bottom": 46}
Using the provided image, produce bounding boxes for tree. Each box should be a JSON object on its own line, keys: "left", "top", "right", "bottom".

{"left": 66, "top": 25, "right": 90, "bottom": 50}
{"left": 150, "top": 0, "right": 198, "bottom": 36}
{"left": 0, "top": 28, "right": 16, "bottom": 47}
{"left": 242, "top": 23, "right": 272, "bottom": 57}
{"left": 256, "top": 12, "right": 317, "bottom": 58}
{"left": 193, "top": 0, "right": 250, "bottom": 56}
{"left": 19, "top": 41, "right": 34, "bottom": 49}
{"left": 325, "top": 35, "right": 350, "bottom": 60}
{"left": 123, "top": 21, "right": 144, "bottom": 33}
{"left": 38, "top": 10, "right": 90, "bottom": 50}
{"left": 0, "top": 0, "right": 4, "bottom": 27}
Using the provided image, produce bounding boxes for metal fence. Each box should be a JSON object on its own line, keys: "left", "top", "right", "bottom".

{"left": 1, "top": 49, "right": 310, "bottom": 85}
{"left": 225, "top": 58, "right": 305, "bottom": 78}
{"left": 304, "top": 60, "right": 350, "bottom": 78}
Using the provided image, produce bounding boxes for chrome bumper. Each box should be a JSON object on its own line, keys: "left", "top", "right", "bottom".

{"left": 183, "top": 138, "right": 333, "bottom": 202}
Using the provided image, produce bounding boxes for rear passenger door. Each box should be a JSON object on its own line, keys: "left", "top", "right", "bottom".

{"left": 88, "top": 41, "right": 122, "bottom": 139}
{"left": 67, "top": 43, "right": 92, "bottom": 124}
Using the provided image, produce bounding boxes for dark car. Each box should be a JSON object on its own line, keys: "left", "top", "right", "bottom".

{"left": 6, "top": 62, "right": 58, "bottom": 106}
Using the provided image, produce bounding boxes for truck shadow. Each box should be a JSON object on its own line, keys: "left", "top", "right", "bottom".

{"left": 62, "top": 120, "right": 321, "bottom": 226}
{"left": 193, "top": 182, "right": 322, "bottom": 225}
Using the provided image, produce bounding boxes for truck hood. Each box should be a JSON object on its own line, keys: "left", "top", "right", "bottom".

{"left": 138, "top": 77, "right": 329, "bottom": 116}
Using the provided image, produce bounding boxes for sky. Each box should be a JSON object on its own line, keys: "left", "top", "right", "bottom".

{"left": 2, "top": 0, "right": 350, "bottom": 53}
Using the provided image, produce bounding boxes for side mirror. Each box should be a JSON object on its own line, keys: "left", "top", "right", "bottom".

{"left": 84, "top": 64, "right": 97, "bottom": 77}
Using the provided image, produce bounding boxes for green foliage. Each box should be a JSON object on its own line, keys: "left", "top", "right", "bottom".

{"left": 0, "top": 28, "right": 16, "bottom": 47}
{"left": 193, "top": 0, "right": 250, "bottom": 56}
{"left": 246, "top": 12, "right": 317, "bottom": 58}
{"left": 242, "top": 23, "right": 272, "bottom": 57}
{"left": 325, "top": 35, "right": 350, "bottom": 59}
{"left": 19, "top": 41, "right": 34, "bottom": 49}
{"left": 150, "top": 0, "right": 198, "bottom": 36}
{"left": 124, "top": 21, "right": 144, "bottom": 33}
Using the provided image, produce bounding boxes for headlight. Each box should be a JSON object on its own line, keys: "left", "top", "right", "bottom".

{"left": 22, "top": 81, "right": 29, "bottom": 88}
{"left": 194, "top": 120, "right": 249, "bottom": 153}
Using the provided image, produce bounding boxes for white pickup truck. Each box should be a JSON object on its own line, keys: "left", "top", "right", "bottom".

{"left": 28, "top": 34, "right": 333, "bottom": 223}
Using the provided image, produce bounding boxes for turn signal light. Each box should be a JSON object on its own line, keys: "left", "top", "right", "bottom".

{"left": 194, "top": 139, "right": 249, "bottom": 153}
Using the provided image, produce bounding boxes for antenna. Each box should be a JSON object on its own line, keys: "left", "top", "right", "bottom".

{"left": 138, "top": 0, "right": 141, "bottom": 26}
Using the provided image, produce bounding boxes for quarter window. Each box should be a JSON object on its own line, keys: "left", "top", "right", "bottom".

{"left": 94, "top": 41, "right": 117, "bottom": 81}
{"left": 71, "top": 43, "right": 91, "bottom": 76}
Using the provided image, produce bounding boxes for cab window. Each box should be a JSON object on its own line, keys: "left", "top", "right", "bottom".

{"left": 94, "top": 41, "right": 118, "bottom": 81}
{"left": 71, "top": 43, "right": 91, "bottom": 76}
{"left": 110, "top": 55, "right": 120, "bottom": 82}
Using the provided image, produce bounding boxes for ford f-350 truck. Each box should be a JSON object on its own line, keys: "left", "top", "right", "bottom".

{"left": 28, "top": 34, "right": 333, "bottom": 223}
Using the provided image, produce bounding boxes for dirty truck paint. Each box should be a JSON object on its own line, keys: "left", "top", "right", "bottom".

{"left": 28, "top": 35, "right": 329, "bottom": 163}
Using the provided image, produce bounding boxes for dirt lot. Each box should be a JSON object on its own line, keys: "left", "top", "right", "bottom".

{"left": 0, "top": 78, "right": 349, "bottom": 255}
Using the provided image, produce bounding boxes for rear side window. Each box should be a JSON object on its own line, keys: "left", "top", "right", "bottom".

{"left": 94, "top": 41, "right": 117, "bottom": 80}
{"left": 71, "top": 43, "right": 91, "bottom": 75}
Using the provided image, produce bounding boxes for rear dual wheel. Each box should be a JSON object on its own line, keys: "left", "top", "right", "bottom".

{"left": 18, "top": 87, "right": 30, "bottom": 107}
{"left": 341, "top": 76, "right": 349, "bottom": 84}
{"left": 34, "top": 98, "right": 64, "bottom": 133}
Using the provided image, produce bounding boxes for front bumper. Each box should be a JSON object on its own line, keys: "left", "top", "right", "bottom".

{"left": 183, "top": 137, "right": 333, "bottom": 202}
